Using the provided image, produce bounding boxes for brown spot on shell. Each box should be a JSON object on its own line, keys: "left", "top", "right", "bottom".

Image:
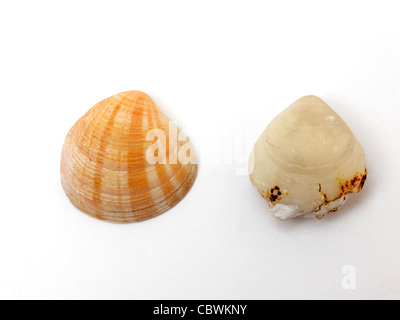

{"left": 336, "top": 168, "right": 367, "bottom": 196}
{"left": 360, "top": 172, "right": 367, "bottom": 189}
{"left": 314, "top": 168, "right": 367, "bottom": 220}
{"left": 260, "top": 186, "right": 283, "bottom": 207}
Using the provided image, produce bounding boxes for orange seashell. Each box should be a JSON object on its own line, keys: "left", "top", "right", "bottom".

{"left": 61, "top": 91, "right": 198, "bottom": 223}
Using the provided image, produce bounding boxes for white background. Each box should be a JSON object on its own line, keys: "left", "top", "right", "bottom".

{"left": 1, "top": 0, "right": 399, "bottom": 300}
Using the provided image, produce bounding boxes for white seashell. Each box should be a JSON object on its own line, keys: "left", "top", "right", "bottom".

{"left": 249, "top": 95, "right": 367, "bottom": 220}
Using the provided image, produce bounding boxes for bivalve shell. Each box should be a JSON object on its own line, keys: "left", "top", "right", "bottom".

{"left": 249, "top": 95, "right": 367, "bottom": 220}
{"left": 61, "top": 91, "right": 198, "bottom": 223}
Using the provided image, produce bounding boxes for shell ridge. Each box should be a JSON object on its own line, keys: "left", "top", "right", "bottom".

{"left": 91, "top": 104, "right": 123, "bottom": 218}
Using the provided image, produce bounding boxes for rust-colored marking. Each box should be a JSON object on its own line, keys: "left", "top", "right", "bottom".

{"left": 336, "top": 168, "right": 367, "bottom": 196}
{"left": 315, "top": 168, "right": 367, "bottom": 219}
{"left": 360, "top": 172, "right": 367, "bottom": 189}
{"left": 261, "top": 186, "right": 283, "bottom": 207}
{"left": 314, "top": 183, "right": 345, "bottom": 219}
{"left": 315, "top": 206, "right": 340, "bottom": 220}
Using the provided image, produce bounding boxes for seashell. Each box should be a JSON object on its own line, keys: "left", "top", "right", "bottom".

{"left": 249, "top": 95, "right": 367, "bottom": 220}
{"left": 61, "top": 91, "right": 198, "bottom": 223}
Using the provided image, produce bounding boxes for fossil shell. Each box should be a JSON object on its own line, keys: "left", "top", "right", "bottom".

{"left": 249, "top": 95, "right": 367, "bottom": 220}
{"left": 61, "top": 91, "right": 198, "bottom": 223}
